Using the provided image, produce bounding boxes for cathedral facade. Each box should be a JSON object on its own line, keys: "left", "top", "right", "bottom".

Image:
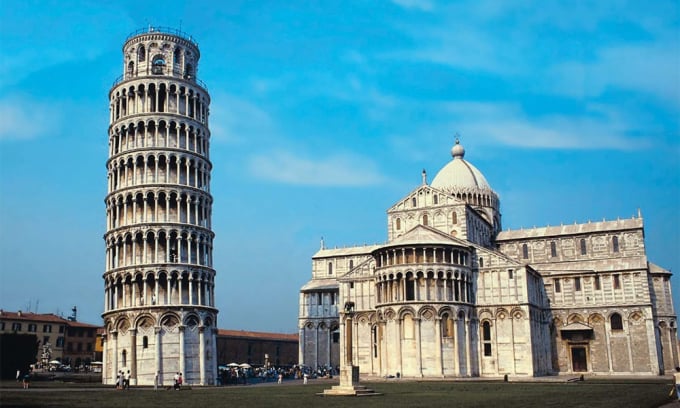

{"left": 299, "top": 140, "right": 677, "bottom": 377}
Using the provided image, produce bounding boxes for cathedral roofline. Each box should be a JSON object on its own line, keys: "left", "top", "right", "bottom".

{"left": 649, "top": 262, "right": 671, "bottom": 275}
{"left": 313, "top": 244, "right": 382, "bottom": 258}
{"left": 300, "top": 278, "right": 339, "bottom": 292}
{"left": 496, "top": 217, "right": 643, "bottom": 241}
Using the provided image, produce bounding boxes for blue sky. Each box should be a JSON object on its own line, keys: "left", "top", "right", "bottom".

{"left": 0, "top": 1, "right": 678, "bottom": 333}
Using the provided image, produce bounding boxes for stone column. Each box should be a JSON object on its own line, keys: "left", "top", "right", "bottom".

{"left": 199, "top": 326, "right": 205, "bottom": 385}
{"left": 130, "top": 328, "right": 137, "bottom": 385}
{"left": 434, "top": 317, "right": 443, "bottom": 377}
{"left": 415, "top": 317, "right": 423, "bottom": 377}
{"left": 298, "top": 325, "right": 305, "bottom": 367}
{"left": 189, "top": 277, "right": 194, "bottom": 305}
{"left": 453, "top": 317, "right": 460, "bottom": 375}
{"left": 102, "top": 334, "right": 108, "bottom": 384}
{"left": 464, "top": 317, "right": 471, "bottom": 376}
{"left": 179, "top": 326, "right": 186, "bottom": 377}
{"left": 396, "top": 318, "right": 403, "bottom": 376}
{"left": 155, "top": 327, "right": 162, "bottom": 385}
{"left": 112, "top": 331, "right": 119, "bottom": 383}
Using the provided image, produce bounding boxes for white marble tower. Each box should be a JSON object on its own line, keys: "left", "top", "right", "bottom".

{"left": 102, "top": 27, "right": 218, "bottom": 386}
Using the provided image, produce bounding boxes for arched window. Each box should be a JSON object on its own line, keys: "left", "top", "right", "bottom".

{"left": 412, "top": 197, "right": 417, "bottom": 207}
{"left": 433, "top": 195, "right": 439, "bottom": 204}
{"left": 554, "top": 278, "right": 561, "bottom": 293}
{"left": 405, "top": 274, "right": 415, "bottom": 300}
{"left": 142, "top": 336, "right": 148, "bottom": 349}
{"left": 442, "top": 313, "right": 453, "bottom": 338}
{"left": 422, "top": 214, "right": 429, "bottom": 226}
{"left": 610, "top": 313, "right": 623, "bottom": 330}
{"left": 152, "top": 55, "right": 166, "bottom": 75}
{"left": 452, "top": 212, "right": 457, "bottom": 224}
{"left": 482, "top": 321, "right": 492, "bottom": 356}
{"left": 122, "top": 349, "right": 127, "bottom": 367}
{"left": 328, "top": 262, "right": 333, "bottom": 275}
{"left": 522, "top": 243, "right": 529, "bottom": 259}
{"left": 127, "top": 61, "right": 134, "bottom": 77}
{"left": 479, "top": 257, "right": 484, "bottom": 268}
{"left": 184, "top": 63, "right": 194, "bottom": 79}
{"left": 580, "top": 239, "right": 587, "bottom": 255}
{"left": 612, "top": 236, "right": 619, "bottom": 252}
{"left": 174, "top": 47, "right": 181, "bottom": 64}
{"left": 138, "top": 46, "right": 145, "bottom": 62}
{"left": 396, "top": 218, "right": 401, "bottom": 230}
{"left": 349, "top": 260, "right": 354, "bottom": 269}
{"left": 550, "top": 241, "right": 557, "bottom": 257}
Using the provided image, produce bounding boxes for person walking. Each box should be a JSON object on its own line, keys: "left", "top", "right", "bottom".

{"left": 674, "top": 367, "right": 680, "bottom": 401}
{"left": 124, "top": 370, "right": 130, "bottom": 390}
{"left": 22, "top": 373, "right": 30, "bottom": 389}
{"left": 173, "top": 372, "right": 179, "bottom": 390}
{"left": 303, "top": 373, "right": 308, "bottom": 385}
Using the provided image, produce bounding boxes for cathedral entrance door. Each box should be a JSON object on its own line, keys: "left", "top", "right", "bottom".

{"left": 571, "top": 346, "right": 587, "bottom": 372}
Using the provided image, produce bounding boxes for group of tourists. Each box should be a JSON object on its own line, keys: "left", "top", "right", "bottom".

{"left": 173, "top": 372, "right": 184, "bottom": 390}
{"left": 115, "top": 370, "right": 130, "bottom": 390}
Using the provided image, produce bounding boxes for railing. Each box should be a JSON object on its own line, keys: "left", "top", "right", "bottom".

{"left": 125, "top": 26, "right": 199, "bottom": 48}
{"left": 111, "top": 73, "right": 208, "bottom": 90}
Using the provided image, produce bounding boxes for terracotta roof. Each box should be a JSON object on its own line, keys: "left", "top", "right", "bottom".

{"left": 67, "top": 321, "right": 101, "bottom": 329}
{"left": 0, "top": 310, "right": 101, "bottom": 329}
{"left": 0, "top": 311, "right": 69, "bottom": 324}
{"left": 217, "top": 329, "right": 298, "bottom": 342}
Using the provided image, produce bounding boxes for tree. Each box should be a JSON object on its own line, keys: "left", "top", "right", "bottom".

{"left": 0, "top": 334, "right": 38, "bottom": 379}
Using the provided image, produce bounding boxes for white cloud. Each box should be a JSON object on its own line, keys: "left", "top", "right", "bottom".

{"left": 445, "top": 102, "right": 649, "bottom": 150}
{"left": 0, "top": 96, "right": 59, "bottom": 141}
{"left": 248, "top": 150, "right": 386, "bottom": 186}
{"left": 547, "top": 42, "right": 680, "bottom": 105}
{"left": 208, "top": 92, "right": 275, "bottom": 143}
{"left": 384, "top": 1, "right": 679, "bottom": 104}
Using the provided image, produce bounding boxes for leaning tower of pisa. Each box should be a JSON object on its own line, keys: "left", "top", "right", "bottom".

{"left": 102, "top": 27, "right": 218, "bottom": 386}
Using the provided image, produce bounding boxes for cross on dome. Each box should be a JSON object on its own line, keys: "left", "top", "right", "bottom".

{"left": 451, "top": 134, "right": 465, "bottom": 159}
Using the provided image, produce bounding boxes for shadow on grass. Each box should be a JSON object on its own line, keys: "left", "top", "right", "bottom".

{"left": 0, "top": 379, "right": 672, "bottom": 408}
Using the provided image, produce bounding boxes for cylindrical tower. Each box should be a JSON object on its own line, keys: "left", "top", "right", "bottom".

{"left": 102, "top": 26, "right": 218, "bottom": 386}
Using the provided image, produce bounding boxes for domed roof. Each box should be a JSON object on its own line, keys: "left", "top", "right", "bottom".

{"left": 430, "top": 139, "right": 493, "bottom": 192}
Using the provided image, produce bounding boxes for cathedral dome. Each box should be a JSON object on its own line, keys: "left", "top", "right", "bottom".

{"left": 431, "top": 139, "right": 493, "bottom": 192}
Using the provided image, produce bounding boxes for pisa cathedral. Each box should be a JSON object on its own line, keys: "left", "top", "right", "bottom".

{"left": 101, "top": 28, "right": 218, "bottom": 385}
{"left": 299, "top": 139, "right": 677, "bottom": 378}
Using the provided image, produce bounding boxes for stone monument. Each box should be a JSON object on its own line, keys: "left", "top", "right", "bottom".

{"left": 321, "top": 302, "right": 380, "bottom": 396}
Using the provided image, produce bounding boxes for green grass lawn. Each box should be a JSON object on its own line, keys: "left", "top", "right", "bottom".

{"left": 0, "top": 378, "right": 673, "bottom": 408}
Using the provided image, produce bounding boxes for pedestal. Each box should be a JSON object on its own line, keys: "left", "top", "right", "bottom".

{"left": 320, "top": 366, "right": 381, "bottom": 396}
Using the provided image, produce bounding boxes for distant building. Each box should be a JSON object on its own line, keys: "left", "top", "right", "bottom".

{"left": 64, "top": 321, "right": 99, "bottom": 369}
{"left": 216, "top": 330, "right": 298, "bottom": 367}
{"left": 299, "top": 139, "right": 678, "bottom": 377}
{"left": 0, "top": 310, "right": 98, "bottom": 368}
